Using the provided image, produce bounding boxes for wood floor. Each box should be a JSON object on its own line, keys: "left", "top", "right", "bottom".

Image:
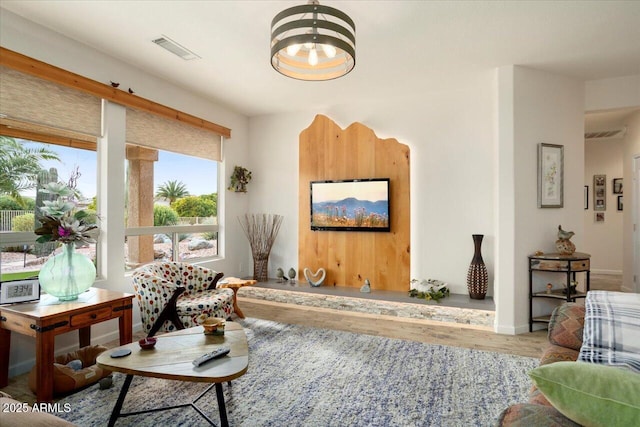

{"left": 1, "top": 273, "right": 622, "bottom": 405}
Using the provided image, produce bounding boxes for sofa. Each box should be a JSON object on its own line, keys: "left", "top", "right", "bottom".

{"left": 499, "top": 291, "right": 640, "bottom": 427}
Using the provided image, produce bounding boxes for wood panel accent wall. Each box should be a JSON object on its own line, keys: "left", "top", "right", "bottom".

{"left": 298, "top": 115, "right": 410, "bottom": 291}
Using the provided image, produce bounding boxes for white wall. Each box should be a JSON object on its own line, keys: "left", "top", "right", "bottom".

{"left": 585, "top": 74, "right": 640, "bottom": 291}
{"left": 496, "top": 66, "right": 585, "bottom": 334}
{"left": 250, "top": 67, "right": 585, "bottom": 336}
{"left": 1, "top": 10, "right": 251, "bottom": 377}
{"left": 623, "top": 111, "right": 640, "bottom": 292}
{"left": 585, "top": 75, "right": 640, "bottom": 112}
{"left": 249, "top": 73, "right": 497, "bottom": 297}
{"left": 583, "top": 139, "right": 624, "bottom": 273}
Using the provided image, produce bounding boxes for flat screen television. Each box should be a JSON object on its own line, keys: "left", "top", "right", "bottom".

{"left": 310, "top": 178, "right": 390, "bottom": 231}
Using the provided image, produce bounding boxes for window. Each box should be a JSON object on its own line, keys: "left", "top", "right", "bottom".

{"left": 123, "top": 146, "right": 219, "bottom": 270}
{"left": 1, "top": 51, "right": 229, "bottom": 280}
{"left": 0, "top": 137, "right": 98, "bottom": 280}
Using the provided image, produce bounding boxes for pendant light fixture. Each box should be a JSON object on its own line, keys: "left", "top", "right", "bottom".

{"left": 270, "top": 0, "right": 356, "bottom": 81}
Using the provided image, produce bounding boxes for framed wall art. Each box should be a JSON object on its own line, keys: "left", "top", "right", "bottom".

{"left": 584, "top": 185, "right": 589, "bottom": 210}
{"left": 595, "top": 212, "right": 605, "bottom": 223}
{"left": 593, "top": 174, "right": 606, "bottom": 211}
{"left": 0, "top": 279, "right": 40, "bottom": 304}
{"left": 618, "top": 195, "right": 623, "bottom": 211}
{"left": 613, "top": 178, "right": 623, "bottom": 194}
{"left": 537, "top": 143, "right": 564, "bottom": 208}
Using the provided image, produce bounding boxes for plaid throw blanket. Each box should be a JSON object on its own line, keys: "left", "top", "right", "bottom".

{"left": 578, "top": 291, "right": 640, "bottom": 372}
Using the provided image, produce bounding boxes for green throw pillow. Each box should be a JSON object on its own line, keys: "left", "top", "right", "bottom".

{"left": 528, "top": 361, "right": 640, "bottom": 427}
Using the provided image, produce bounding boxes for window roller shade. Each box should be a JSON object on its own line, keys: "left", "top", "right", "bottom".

{"left": 0, "top": 65, "right": 101, "bottom": 140}
{"left": 126, "top": 107, "right": 222, "bottom": 161}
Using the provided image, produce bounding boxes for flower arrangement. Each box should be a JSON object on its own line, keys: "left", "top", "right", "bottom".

{"left": 34, "top": 182, "right": 98, "bottom": 245}
{"left": 409, "top": 278, "right": 450, "bottom": 302}
{"left": 228, "top": 165, "right": 252, "bottom": 192}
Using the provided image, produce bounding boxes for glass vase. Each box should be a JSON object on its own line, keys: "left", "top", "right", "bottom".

{"left": 38, "top": 243, "right": 96, "bottom": 301}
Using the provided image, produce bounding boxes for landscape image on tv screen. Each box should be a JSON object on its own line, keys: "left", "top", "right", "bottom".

{"left": 310, "top": 179, "right": 390, "bottom": 231}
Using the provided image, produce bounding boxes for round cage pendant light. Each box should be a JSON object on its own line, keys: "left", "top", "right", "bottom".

{"left": 271, "top": 0, "right": 356, "bottom": 81}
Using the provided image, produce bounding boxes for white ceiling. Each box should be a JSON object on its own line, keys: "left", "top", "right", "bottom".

{"left": 2, "top": 1, "right": 639, "bottom": 118}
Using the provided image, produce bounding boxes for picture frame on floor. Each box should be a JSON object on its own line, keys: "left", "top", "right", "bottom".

{"left": 537, "top": 143, "right": 564, "bottom": 208}
{"left": 0, "top": 278, "right": 40, "bottom": 304}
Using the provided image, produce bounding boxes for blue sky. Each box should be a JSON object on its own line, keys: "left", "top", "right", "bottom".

{"left": 21, "top": 141, "right": 218, "bottom": 199}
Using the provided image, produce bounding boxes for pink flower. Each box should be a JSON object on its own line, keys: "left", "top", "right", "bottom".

{"left": 58, "top": 226, "right": 71, "bottom": 238}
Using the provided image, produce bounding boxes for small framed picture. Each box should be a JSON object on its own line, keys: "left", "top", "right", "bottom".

{"left": 593, "top": 174, "right": 606, "bottom": 211}
{"left": 618, "top": 195, "right": 623, "bottom": 211}
{"left": 584, "top": 185, "right": 589, "bottom": 210}
{"left": 537, "top": 143, "right": 564, "bottom": 208}
{"left": 0, "top": 279, "right": 40, "bottom": 304}
{"left": 595, "top": 212, "right": 605, "bottom": 222}
{"left": 613, "top": 178, "right": 623, "bottom": 194}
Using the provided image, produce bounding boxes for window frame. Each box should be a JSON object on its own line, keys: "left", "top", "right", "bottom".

{"left": 124, "top": 223, "right": 220, "bottom": 268}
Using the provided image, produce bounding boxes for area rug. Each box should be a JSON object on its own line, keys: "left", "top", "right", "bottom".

{"left": 58, "top": 318, "right": 537, "bottom": 426}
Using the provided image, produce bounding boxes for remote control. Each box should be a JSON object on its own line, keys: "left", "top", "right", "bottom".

{"left": 192, "top": 347, "right": 230, "bottom": 367}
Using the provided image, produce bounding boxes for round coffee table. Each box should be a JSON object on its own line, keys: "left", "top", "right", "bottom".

{"left": 217, "top": 277, "right": 257, "bottom": 318}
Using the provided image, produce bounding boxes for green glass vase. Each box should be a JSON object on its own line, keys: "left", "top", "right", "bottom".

{"left": 38, "top": 243, "right": 96, "bottom": 301}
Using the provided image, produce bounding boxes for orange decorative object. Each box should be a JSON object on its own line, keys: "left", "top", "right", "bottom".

{"left": 217, "top": 277, "right": 257, "bottom": 319}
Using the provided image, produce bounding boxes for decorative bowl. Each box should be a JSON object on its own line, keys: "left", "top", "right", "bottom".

{"left": 202, "top": 317, "right": 226, "bottom": 335}
{"left": 138, "top": 337, "right": 157, "bottom": 350}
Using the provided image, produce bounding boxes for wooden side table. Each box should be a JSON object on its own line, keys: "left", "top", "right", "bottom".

{"left": 0, "top": 287, "right": 134, "bottom": 402}
{"left": 217, "top": 277, "right": 256, "bottom": 319}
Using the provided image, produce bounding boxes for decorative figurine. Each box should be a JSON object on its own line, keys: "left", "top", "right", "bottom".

{"left": 288, "top": 268, "right": 297, "bottom": 284}
{"left": 556, "top": 225, "right": 576, "bottom": 255}
{"left": 360, "top": 278, "right": 371, "bottom": 293}
{"left": 546, "top": 283, "right": 553, "bottom": 294}
{"left": 276, "top": 267, "right": 286, "bottom": 283}
{"left": 303, "top": 267, "right": 326, "bottom": 287}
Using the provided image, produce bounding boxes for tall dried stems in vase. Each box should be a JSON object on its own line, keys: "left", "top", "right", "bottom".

{"left": 238, "top": 214, "right": 283, "bottom": 281}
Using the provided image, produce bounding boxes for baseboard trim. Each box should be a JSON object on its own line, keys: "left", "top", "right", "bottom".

{"left": 495, "top": 323, "right": 530, "bottom": 335}
{"left": 591, "top": 269, "right": 622, "bottom": 275}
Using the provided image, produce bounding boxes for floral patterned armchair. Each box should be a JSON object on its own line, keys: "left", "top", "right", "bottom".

{"left": 132, "top": 262, "right": 234, "bottom": 337}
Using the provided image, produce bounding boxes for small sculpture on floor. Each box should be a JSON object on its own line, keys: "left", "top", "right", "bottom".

{"left": 360, "top": 279, "right": 371, "bottom": 293}
{"left": 556, "top": 225, "right": 576, "bottom": 255}
{"left": 304, "top": 267, "right": 326, "bottom": 287}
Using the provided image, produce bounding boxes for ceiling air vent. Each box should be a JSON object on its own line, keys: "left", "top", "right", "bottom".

{"left": 584, "top": 127, "right": 626, "bottom": 140}
{"left": 152, "top": 36, "right": 200, "bottom": 60}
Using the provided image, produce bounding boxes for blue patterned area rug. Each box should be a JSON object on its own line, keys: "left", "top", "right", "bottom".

{"left": 58, "top": 318, "right": 537, "bottom": 426}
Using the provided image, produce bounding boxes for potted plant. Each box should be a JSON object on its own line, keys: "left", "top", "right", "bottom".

{"left": 228, "top": 165, "right": 252, "bottom": 193}
{"left": 34, "top": 182, "right": 98, "bottom": 301}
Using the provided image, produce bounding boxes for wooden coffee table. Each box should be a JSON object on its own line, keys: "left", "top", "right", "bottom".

{"left": 97, "top": 322, "right": 248, "bottom": 427}
{"left": 217, "top": 277, "right": 257, "bottom": 318}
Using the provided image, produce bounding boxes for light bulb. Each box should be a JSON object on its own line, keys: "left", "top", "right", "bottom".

{"left": 304, "top": 41, "right": 313, "bottom": 49}
{"left": 286, "top": 44, "right": 301, "bottom": 56}
{"left": 308, "top": 47, "right": 318, "bottom": 66}
{"left": 321, "top": 44, "right": 336, "bottom": 58}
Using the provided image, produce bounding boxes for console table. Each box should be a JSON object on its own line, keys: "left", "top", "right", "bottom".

{"left": 0, "top": 287, "right": 133, "bottom": 402}
{"left": 528, "top": 252, "right": 590, "bottom": 332}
